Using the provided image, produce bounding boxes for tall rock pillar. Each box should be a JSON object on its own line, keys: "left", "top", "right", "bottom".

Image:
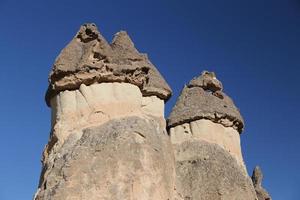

{"left": 35, "top": 23, "right": 175, "bottom": 200}
{"left": 168, "top": 71, "right": 257, "bottom": 200}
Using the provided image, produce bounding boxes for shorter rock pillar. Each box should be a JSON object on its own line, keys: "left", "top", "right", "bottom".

{"left": 168, "top": 71, "right": 257, "bottom": 200}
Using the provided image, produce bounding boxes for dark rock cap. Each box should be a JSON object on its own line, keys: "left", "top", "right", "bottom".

{"left": 167, "top": 71, "right": 244, "bottom": 133}
{"left": 45, "top": 23, "right": 172, "bottom": 106}
{"left": 252, "top": 166, "right": 272, "bottom": 200}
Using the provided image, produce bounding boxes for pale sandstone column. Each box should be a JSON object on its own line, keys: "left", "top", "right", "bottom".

{"left": 35, "top": 23, "right": 175, "bottom": 200}
{"left": 168, "top": 71, "right": 257, "bottom": 200}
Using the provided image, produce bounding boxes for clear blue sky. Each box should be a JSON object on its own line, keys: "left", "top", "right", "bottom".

{"left": 0, "top": 0, "right": 299, "bottom": 199}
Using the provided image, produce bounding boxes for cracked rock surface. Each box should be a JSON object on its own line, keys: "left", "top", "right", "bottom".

{"left": 35, "top": 117, "right": 175, "bottom": 200}
{"left": 173, "top": 140, "right": 257, "bottom": 200}
{"left": 167, "top": 71, "right": 244, "bottom": 133}
{"left": 36, "top": 23, "right": 175, "bottom": 200}
{"left": 35, "top": 22, "right": 272, "bottom": 200}
{"left": 168, "top": 71, "right": 256, "bottom": 200}
{"left": 45, "top": 23, "right": 172, "bottom": 106}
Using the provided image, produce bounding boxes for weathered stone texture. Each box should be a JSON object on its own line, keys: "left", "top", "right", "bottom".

{"left": 35, "top": 117, "right": 175, "bottom": 200}
{"left": 35, "top": 22, "right": 272, "bottom": 200}
{"left": 188, "top": 71, "right": 223, "bottom": 92}
{"left": 45, "top": 23, "right": 172, "bottom": 106}
{"left": 173, "top": 140, "right": 257, "bottom": 200}
{"left": 168, "top": 71, "right": 257, "bottom": 200}
{"left": 168, "top": 71, "right": 244, "bottom": 133}
{"left": 49, "top": 82, "right": 165, "bottom": 144}
{"left": 252, "top": 166, "right": 272, "bottom": 200}
{"left": 169, "top": 119, "right": 245, "bottom": 169}
{"left": 36, "top": 23, "right": 174, "bottom": 200}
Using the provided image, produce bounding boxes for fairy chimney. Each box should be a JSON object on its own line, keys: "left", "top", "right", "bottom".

{"left": 34, "top": 23, "right": 272, "bottom": 200}
{"left": 167, "top": 71, "right": 257, "bottom": 199}
{"left": 35, "top": 23, "right": 175, "bottom": 200}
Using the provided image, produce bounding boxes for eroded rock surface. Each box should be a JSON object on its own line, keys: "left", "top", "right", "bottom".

{"left": 252, "top": 166, "right": 272, "bottom": 200}
{"left": 35, "top": 117, "right": 175, "bottom": 200}
{"left": 168, "top": 71, "right": 244, "bottom": 133}
{"left": 168, "top": 71, "right": 257, "bottom": 200}
{"left": 169, "top": 119, "right": 245, "bottom": 169}
{"left": 173, "top": 140, "right": 256, "bottom": 200}
{"left": 45, "top": 23, "right": 172, "bottom": 106}
{"left": 36, "top": 22, "right": 272, "bottom": 200}
{"left": 35, "top": 23, "right": 174, "bottom": 200}
{"left": 49, "top": 82, "right": 165, "bottom": 143}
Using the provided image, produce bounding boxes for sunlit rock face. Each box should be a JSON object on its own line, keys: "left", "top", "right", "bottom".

{"left": 169, "top": 119, "right": 244, "bottom": 169}
{"left": 36, "top": 117, "right": 174, "bottom": 200}
{"left": 35, "top": 22, "right": 272, "bottom": 200}
{"left": 45, "top": 23, "right": 172, "bottom": 106}
{"left": 35, "top": 23, "right": 175, "bottom": 200}
{"left": 168, "top": 71, "right": 257, "bottom": 200}
{"left": 49, "top": 82, "right": 165, "bottom": 144}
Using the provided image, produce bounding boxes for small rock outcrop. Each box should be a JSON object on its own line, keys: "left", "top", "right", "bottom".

{"left": 252, "top": 166, "right": 272, "bottom": 200}
{"left": 168, "top": 71, "right": 257, "bottom": 199}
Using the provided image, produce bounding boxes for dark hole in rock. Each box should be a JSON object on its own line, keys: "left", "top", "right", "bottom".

{"left": 85, "top": 28, "right": 92, "bottom": 35}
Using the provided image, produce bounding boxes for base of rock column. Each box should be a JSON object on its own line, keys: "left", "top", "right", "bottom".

{"left": 173, "top": 140, "right": 257, "bottom": 200}
{"left": 35, "top": 117, "right": 175, "bottom": 200}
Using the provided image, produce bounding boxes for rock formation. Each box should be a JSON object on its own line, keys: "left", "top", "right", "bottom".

{"left": 35, "top": 23, "right": 271, "bottom": 200}
{"left": 45, "top": 23, "right": 171, "bottom": 106}
{"left": 168, "top": 71, "right": 257, "bottom": 199}
{"left": 35, "top": 23, "right": 175, "bottom": 200}
{"left": 252, "top": 166, "right": 272, "bottom": 200}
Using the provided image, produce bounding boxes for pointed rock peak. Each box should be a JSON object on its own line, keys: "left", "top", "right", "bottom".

{"left": 112, "top": 31, "right": 136, "bottom": 50}
{"left": 46, "top": 23, "right": 172, "bottom": 106}
{"left": 189, "top": 70, "right": 223, "bottom": 92}
{"left": 252, "top": 166, "right": 263, "bottom": 187}
{"left": 49, "top": 23, "right": 112, "bottom": 74}
{"left": 167, "top": 70, "right": 244, "bottom": 133}
{"left": 111, "top": 30, "right": 141, "bottom": 60}
{"left": 75, "top": 23, "right": 102, "bottom": 43}
{"left": 252, "top": 166, "right": 272, "bottom": 200}
{"left": 110, "top": 30, "right": 172, "bottom": 100}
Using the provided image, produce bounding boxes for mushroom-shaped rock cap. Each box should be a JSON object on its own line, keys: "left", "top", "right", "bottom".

{"left": 167, "top": 71, "right": 244, "bottom": 133}
{"left": 45, "top": 23, "right": 172, "bottom": 106}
